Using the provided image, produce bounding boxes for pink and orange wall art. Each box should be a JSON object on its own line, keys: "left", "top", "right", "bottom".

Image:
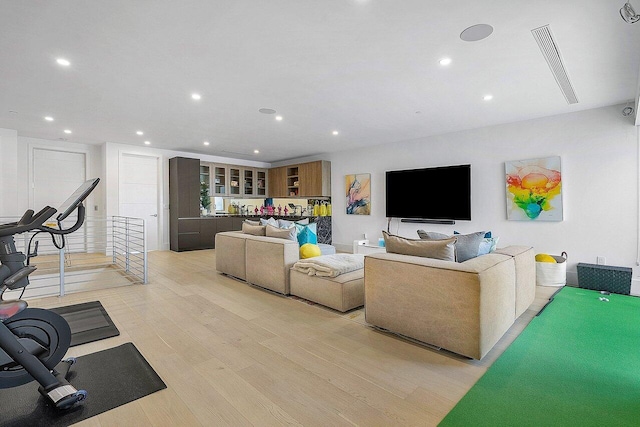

{"left": 346, "top": 173, "right": 371, "bottom": 215}
{"left": 505, "top": 156, "right": 563, "bottom": 221}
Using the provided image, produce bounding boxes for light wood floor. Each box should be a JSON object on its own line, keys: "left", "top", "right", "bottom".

{"left": 24, "top": 250, "right": 557, "bottom": 427}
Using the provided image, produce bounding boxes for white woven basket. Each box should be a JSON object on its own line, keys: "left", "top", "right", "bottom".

{"left": 535, "top": 253, "right": 567, "bottom": 287}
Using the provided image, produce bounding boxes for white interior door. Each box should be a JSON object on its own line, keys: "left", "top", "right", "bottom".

{"left": 119, "top": 153, "right": 159, "bottom": 251}
{"left": 32, "top": 149, "right": 86, "bottom": 253}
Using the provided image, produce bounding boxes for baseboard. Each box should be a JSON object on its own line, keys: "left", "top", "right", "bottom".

{"left": 334, "top": 243, "right": 354, "bottom": 253}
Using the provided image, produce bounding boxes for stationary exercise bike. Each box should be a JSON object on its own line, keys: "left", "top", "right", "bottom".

{"left": 0, "top": 178, "right": 99, "bottom": 410}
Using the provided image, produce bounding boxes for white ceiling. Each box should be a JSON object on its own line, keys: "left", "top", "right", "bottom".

{"left": 1, "top": 1, "right": 639, "bottom": 163}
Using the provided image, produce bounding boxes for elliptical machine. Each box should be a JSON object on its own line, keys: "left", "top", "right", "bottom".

{"left": 0, "top": 178, "right": 99, "bottom": 409}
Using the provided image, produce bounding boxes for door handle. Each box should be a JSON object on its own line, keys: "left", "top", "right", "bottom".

{"left": 150, "top": 214, "right": 158, "bottom": 217}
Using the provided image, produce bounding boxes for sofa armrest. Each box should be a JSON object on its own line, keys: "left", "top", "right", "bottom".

{"left": 494, "top": 246, "right": 535, "bottom": 318}
{"left": 215, "top": 231, "right": 249, "bottom": 280}
{"left": 245, "top": 236, "right": 300, "bottom": 294}
{"left": 364, "top": 252, "right": 515, "bottom": 359}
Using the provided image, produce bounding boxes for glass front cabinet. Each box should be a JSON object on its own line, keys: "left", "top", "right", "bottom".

{"left": 212, "top": 165, "right": 227, "bottom": 196}
{"left": 229, "top": 167, "right": 241, "bottom": 196}
{"left": 243, "top": 169, "right": 255, "bottom": 196}
{"left": 207, "top": 164, "right": 269, "bottom": 198}
{"left": 256, "top": 169, "right": 267, "bottom": 196}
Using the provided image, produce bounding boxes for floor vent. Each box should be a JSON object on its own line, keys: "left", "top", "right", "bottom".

{"left": 531, "top": 25, "right": 579, "bottom": 105}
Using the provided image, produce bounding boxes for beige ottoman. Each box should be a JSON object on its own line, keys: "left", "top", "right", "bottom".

{"left": 290, "top": 268, "right": 364, "bottom": 312}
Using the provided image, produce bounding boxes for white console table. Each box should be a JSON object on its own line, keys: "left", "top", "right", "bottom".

{"left": 353, "top": 239, "right": 386, "bottom": 255}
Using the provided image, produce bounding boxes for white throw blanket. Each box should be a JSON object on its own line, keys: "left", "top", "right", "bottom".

{"left": 293, "top": 254, "right": 365, "bottom": 278}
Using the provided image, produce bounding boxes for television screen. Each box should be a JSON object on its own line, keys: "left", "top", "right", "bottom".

{"left": 385, "top": 165, "right": 471, "bottom": 220}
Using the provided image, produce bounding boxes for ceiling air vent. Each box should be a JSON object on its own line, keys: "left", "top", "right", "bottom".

{"left": 531, "top": 25, "right": 579, "bottom": 105}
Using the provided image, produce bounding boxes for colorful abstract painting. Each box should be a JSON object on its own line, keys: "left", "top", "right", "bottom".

{"left": 505, "top": 156, "right": 563, "bottom": 221}
{"left": 346, "top": 173, "right": 371, "bottom": 215}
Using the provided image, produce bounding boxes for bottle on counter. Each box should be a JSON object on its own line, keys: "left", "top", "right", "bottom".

{"left": 313, "top": 201, "right": 320, "bottom": 216}
{"left": 260, "top": 205, "right": 264, "bottom": 215}
{"left": 284, "top": 205, "right": 289, "bottom": 215}
{"left": 278, "top": 205, "right": 282, "bottom": 215}
{"left": 326, "top": 202, "right": 332, "bottom": 216}
{"left": 319, "top": 201, "right": 327, "bottom": 216}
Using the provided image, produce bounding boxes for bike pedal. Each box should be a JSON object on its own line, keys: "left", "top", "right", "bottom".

{"left": 55, "top": 389, "right": 87, "bottom": 410}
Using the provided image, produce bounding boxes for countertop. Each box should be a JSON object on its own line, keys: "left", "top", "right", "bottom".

{"left": 178, "top": 214, "right": 332, "bottom": 219}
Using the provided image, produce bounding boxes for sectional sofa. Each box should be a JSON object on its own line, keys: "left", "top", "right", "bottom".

{"left": 364, "top": 245, "right": 535, "bottom": 359}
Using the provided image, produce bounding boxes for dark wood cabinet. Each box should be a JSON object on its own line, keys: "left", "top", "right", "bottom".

{"left": 170, "top": 157, "right": 201, "bottom": 251}
{"left": 199, "top": 219, "right": 217, "bottom": 248}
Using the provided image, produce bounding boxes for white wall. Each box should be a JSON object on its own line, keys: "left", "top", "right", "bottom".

{"left": 318, "top": 104, "right": 638, "bottom": 289}
{"left": 3, "top": 104, "right": 638, "bottom": 290}
{"left": 0, "top": 133, "right": 103, "bottom": 217}
{"left": 0, "top": 128, "right": 19, "bottom": 216}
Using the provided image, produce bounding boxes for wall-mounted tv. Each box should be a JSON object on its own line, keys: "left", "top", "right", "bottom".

{"left": 385, "top": 164, "right": 471, "bottom": 220}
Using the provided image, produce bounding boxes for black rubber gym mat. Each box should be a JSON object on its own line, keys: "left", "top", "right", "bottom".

{"left": 0, "top": 342, "right": 167, "bottom": 427}
{"left": 50, "top": 300, "right": 120, "bottom": 346}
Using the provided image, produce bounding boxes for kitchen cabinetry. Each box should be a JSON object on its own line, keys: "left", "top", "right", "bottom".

{"left": 268, "top": 161, "right": 331, "bottom": 198}
{"left": 299, "top": 161, "right": 331, "bottom": 197}
{"left": 169, "top": 157, "right": 201, "bottom": 251}
{"left": 229, "top": 167, "right": 241, "bottom": 196}
{"left": 211, "top": 165, "right": 267, "bottom": 197}
{"left": 256, "top": 169, "right": 267, "bottom": 196}
{"left": 268, "top": 167, "right": 287, "bottom": 198}
{"left": 212, "top": 165, "right": 227, "bottom": 196}
{"left": 243, "top": 169, "right": 255, "bottom": 196}
{"left": 286, "top": 165, "right": 299, "bottom": 197}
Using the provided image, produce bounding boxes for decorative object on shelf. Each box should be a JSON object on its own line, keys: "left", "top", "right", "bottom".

{"left": 200, "top": 181, "right": 211, "bottom": 213}
{"left": 345, "top": 173, "right": 371, "bottom": 215}
{"left": 284, "top": 206, "right": 288, "bottom": 215}
{"left": 505, "top": 156, "right": 563, "bottom": 221}
{"left": 319, "top": 201, "right": 327, "bottom": 216}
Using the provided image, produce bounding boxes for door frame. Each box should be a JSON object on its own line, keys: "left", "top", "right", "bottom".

{"left": 118, "top": 152, "right": 162, "bottom": 252}
{"left": 28, "top": 143, "right": 92, "bottom": 209}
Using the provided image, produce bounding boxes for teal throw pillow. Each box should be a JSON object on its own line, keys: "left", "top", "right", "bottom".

{"left": 295, "top": 223, "right": 317, "bottom": 246}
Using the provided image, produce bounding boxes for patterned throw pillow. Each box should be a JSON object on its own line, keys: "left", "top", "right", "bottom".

{"left": 478, "top": 237, "right": 500, "bottom": 255}
{"left": 259, "top": 217, "right": 278, "bottom": 227}
{"left": 295, "top": 223, "right": 318, "bottom": 246}
{"left": 383, "top": 231, "right": 456, "bottom": 261}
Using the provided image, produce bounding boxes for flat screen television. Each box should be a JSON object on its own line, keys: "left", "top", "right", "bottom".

{"left": 385, "top": 164, "right": 471, "bottom": 220}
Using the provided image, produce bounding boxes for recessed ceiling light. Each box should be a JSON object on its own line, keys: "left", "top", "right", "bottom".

{"left": 56, "top": 58, "right": 71, "bottom": 66}
{"left": 258, "top": 108, "right": 276, "bottom": 114}
{"left": 254, "top": 149, "right": 260, "bottom": 154}
{"left": 483, "top": 94, "right": 493, "bottom": 101}
{"left": 44, "top": 116, "right": 54, "bottom": 121}
{"left": 332, "top": 131, "right": 339, "bottom": 135}
{"left": 191, "top": 93, "right": 201, "bottom": 100}
{"left": 275, "top": 115, "right": 283, "bottom": 121}
{"left": 460, "top": 24, "right": 494, "bottom": 42}
{"left": 439, "top": 58, "right": 452, "bottom": 66}
{"left": 63, "top": 129, "right": 72, "bottom": 134}
{"left": 144, "top": 141, "right": 151, "bottom": 145}
{"left": 203, "top": 141, "right": 210, "bottom": 146}
{"left": 136, "top": 130, "right": 143, "bottom": 135}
